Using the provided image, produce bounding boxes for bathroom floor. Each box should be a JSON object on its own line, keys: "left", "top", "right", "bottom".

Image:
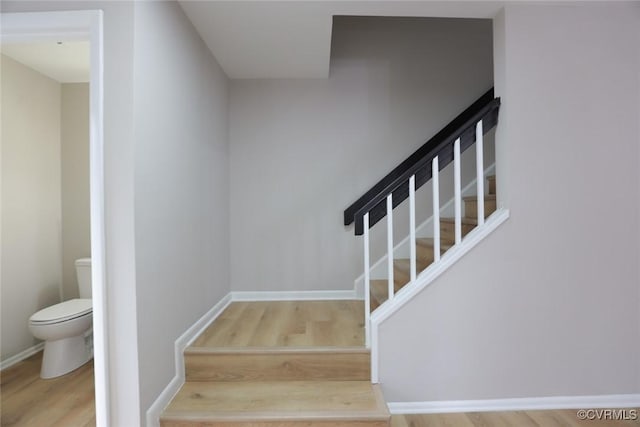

{"left": 0, "top": 351, "right": 95, "bottom": 426}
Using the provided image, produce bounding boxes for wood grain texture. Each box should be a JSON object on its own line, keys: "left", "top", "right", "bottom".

{"left": 391, "top": 410, "right": 640, "bottom": 426}
{"left": 165, "top": 301, "right": 387, "bottom": 426}
{"left": 463, "top": 194, "right": 497, "bottom": 219}
{"left": 370, "top": 280, "right": 389, "bottom": 311}
{"left": 191, "top": 301, "right": 365, "bottom": 348}
{"left": 185, "top": 347, "right": 370, "bottom": 382}
{"left": 161, "top": 381, "right": 390, "bottom": 426}
{"left": 487, "top": 174, "right": 496, "bottom": 195}
{"left": 0, "top": 351, "right": 95, "bottom": 427}
{"left": 161, "top": 420, "right": 389, "bottom": 427}
{"left": 439, "top": 217, "right": 477, "bottom": 242}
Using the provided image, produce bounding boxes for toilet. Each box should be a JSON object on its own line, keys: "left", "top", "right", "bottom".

{"left": 29, "top": 258, "right": 93, "bottom": 378}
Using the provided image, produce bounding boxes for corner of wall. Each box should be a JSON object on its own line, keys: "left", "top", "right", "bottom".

{"left": 492, "top": 7, "right": 508, "bottom": 210}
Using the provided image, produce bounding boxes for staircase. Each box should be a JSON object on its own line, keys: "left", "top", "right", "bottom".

{"left": 160, "top": 301, "right": 390, "bottom": 426}
{"left": 370, "top": 175, "right": 497, "bottom": 311}
{"left": 159, "top": 90, "right": 503, "bottom": 425}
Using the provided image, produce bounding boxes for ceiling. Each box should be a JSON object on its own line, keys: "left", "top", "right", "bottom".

{"left": 178, "top": 1, "right": 504, "bottom": 79}
{"left": 0, "top": 41, "right": 90, "bottom": 83}
{"left": 0, "top": 2, "right": 504, "bottom": 82}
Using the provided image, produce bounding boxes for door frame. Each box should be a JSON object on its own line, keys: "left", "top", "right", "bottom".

{"left": 1, "top": 10, "right": 108, "bottom": 426}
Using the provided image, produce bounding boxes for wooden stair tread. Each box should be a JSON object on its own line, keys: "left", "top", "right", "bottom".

{"left": 370, "top": 280, "right": 389, "bottom": 309}
{"left": 440, "top": 217, "right": 478, "bottom": 226}
{"left": 185, "top": 346, "right": 368, "bottom": 355}
{"left": 190, "top": 301, "right": 365, "bottom": 349}
{"left": 415, "top": 237, "right": 454, "bottom": 250}
{"left": 161, "top": 381, "right": 390, "bottom": 422}
{"left": 393, "top": 257, "right": 430, "bottom": 273}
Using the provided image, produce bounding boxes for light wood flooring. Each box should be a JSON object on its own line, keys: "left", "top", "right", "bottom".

{"left": 2, "top": 350, "right": 636, "bottom": 426}
{"left": 0, "top": 351, "right": 95, "bottom": 426}
{"left": 162, "top": 381, "right": 390, "bottom": 426}
{"left": 392, "top": 411, "right": 640, "bottom": 426}
{"left": 191, "top": 300, "right": 365, "bottom": 348}
{"left": 165, "top": 300, "right": 384, "bottom": 426}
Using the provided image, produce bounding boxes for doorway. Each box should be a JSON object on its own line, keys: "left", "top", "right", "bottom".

{"left": 1, "top": 10, "right": 108, "bottom": 426}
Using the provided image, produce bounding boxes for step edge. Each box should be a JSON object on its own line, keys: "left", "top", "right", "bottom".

{"left": 160, "top": 410, "right": 391, "bottom": 422}
{"left": 372, "top": 384, "right": 391, "bottom": 416}
{"left": 440, "top": 217, "right": 478, "bottom": 225}
{"left": 415, "top": 238, "right": 454, "bottom": 248}
{"left": 185, "top": 346, "right": 369, "bottom": 355}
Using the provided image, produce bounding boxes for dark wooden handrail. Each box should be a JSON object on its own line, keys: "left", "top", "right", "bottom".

{"left": 344, "top": 88, "right": 501, "bottom": 235}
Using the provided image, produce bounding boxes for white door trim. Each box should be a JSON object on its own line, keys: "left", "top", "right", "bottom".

{"left": 1, "top": 10, "right": 108, "bottom": 427}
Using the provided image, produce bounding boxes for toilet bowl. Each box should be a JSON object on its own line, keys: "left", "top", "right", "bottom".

{"left": 29, "top": 299, "right": 92, "bottom": 378}
{"left": 29, "top": 258, "right": 93, "bottom": 378}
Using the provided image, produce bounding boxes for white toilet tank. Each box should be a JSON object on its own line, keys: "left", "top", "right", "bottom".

{"left": 75, "top": 258, "right": 92, "bottom": 299}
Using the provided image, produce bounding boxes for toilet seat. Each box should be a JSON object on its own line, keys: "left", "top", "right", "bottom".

{"left": 30, "top": 299, "right": 92, "bottom": 325}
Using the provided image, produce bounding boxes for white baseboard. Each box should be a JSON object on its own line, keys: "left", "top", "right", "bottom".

{"left": 146, "top": 293, "right": 232, "bottom": 427}
{"left": 0, "top": 342, "right": 45, "bottom": 371}
{"left": 231, "top": 289, "right": 359, "bottom": 301}
{"left": 147, "top": 288, "right": 360, "bottom": 426}
{"left": 387, "top": 394, "right": 640, "bottom": 414}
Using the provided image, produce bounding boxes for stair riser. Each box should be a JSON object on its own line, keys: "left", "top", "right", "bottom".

{"left": 488, "top": 177, "right": 496, "bottom": 195}
{"left": 393, "top": 247, "right": 441, "bottom": 288}
{"left": 439, "top": 222, "right": 475, "bottom": 243}
{"left": 185, "top": 351, "right": 370, "bottom": 382}
{"left": 393, "top": 265, "right": 429, "bottom": 289}
{"left": 393, "top": 268, "right": 410, "bottom": 289}
{"left": 370, "top": 297, "right": 382, "bottom": 312}
{"left": 161, "top": 419, "right": 389, "bottom": 427}
{"left": 464, "top": 199, "right": 496, "bottom": 219}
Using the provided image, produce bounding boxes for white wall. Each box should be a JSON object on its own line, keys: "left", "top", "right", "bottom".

{"left": 2, "top": 2, "right": 231, "bottom": 424}
{"left": 61, "top": 83, "right": 90, "bottom": 300}
{"left": 378, "top": 3, "right": 640, "bottom": 402}
{"left": 2, "top": 2, "right": 140, "bottom": 424}
{"left": 230, "top": 17, "right": 494, "bottom": 292}
{"left": 133, "top": 1, "right": 229, "bottom": 422}
{"left": 1, "top": 55, "right": 62, "bottom": 361}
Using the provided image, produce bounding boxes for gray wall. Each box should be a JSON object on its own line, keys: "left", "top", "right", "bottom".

{"left": 61, "top": 83, "right": 90, "bottom": 300}
{"left": 1, "top": 2, "right": 141, "bottom": 423}
{"left": 378, "top": 3, "right": 640, "bottom": 402}
{"left": 133, "top": 1, "right": 230, "bottom": 422}
{"left": 229, "top": 17, "right": 494, "bottom": 292}
{"left": 2, "top": 2, "right": 231, "bottom": 425}
{"left": 1, "top": 62, "right": 91, "bottom": 364}
{"left": 1, "top": 55, "right": 62, "bottom": 361}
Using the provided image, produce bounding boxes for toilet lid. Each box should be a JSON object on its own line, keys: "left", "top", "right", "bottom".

{"left": 30, "top": 299, "right": 92, "bottom": 324}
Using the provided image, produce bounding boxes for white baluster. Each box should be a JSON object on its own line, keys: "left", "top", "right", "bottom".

{"left": 454, "top": 138, "right": 462, "bottom": 244}
{"left": 432, "top": 156, "right": 441, "bottom": 263}
{"left": 386, "top": 194, "right": 394, "bottom": 300}
{"left": 363, "top": 212, "right": 371, "bottom": 348}
{"left": 476, "top": 120, "right": 485, "bottom": 225}
{"left": 409, "top": 175, "right": 417, "bottom": 282}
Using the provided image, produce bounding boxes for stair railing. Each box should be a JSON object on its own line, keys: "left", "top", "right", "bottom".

{"left": 344, "top": 89, "right": 501, "bottom": 346}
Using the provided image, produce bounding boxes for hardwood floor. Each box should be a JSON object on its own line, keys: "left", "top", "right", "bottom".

{"left": 162, "top": 381, "right": 390, "bottom": 426}
{"left": 164, "top": 300, "right": 384, "bottom": 426}
{"left": 184, "top": 346, "right": 370, "bottom": 382}
{"left": 4, "top": 305, "right": 635, "bottom": 427}
{"left": 191, "top": 300, "right": 365, "bottom": 348}
{"left": 391, "top": 410, "right": 640, "bottom": 426}
{"left": 0, "top": 351, "right": 95, "bottom": 426}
